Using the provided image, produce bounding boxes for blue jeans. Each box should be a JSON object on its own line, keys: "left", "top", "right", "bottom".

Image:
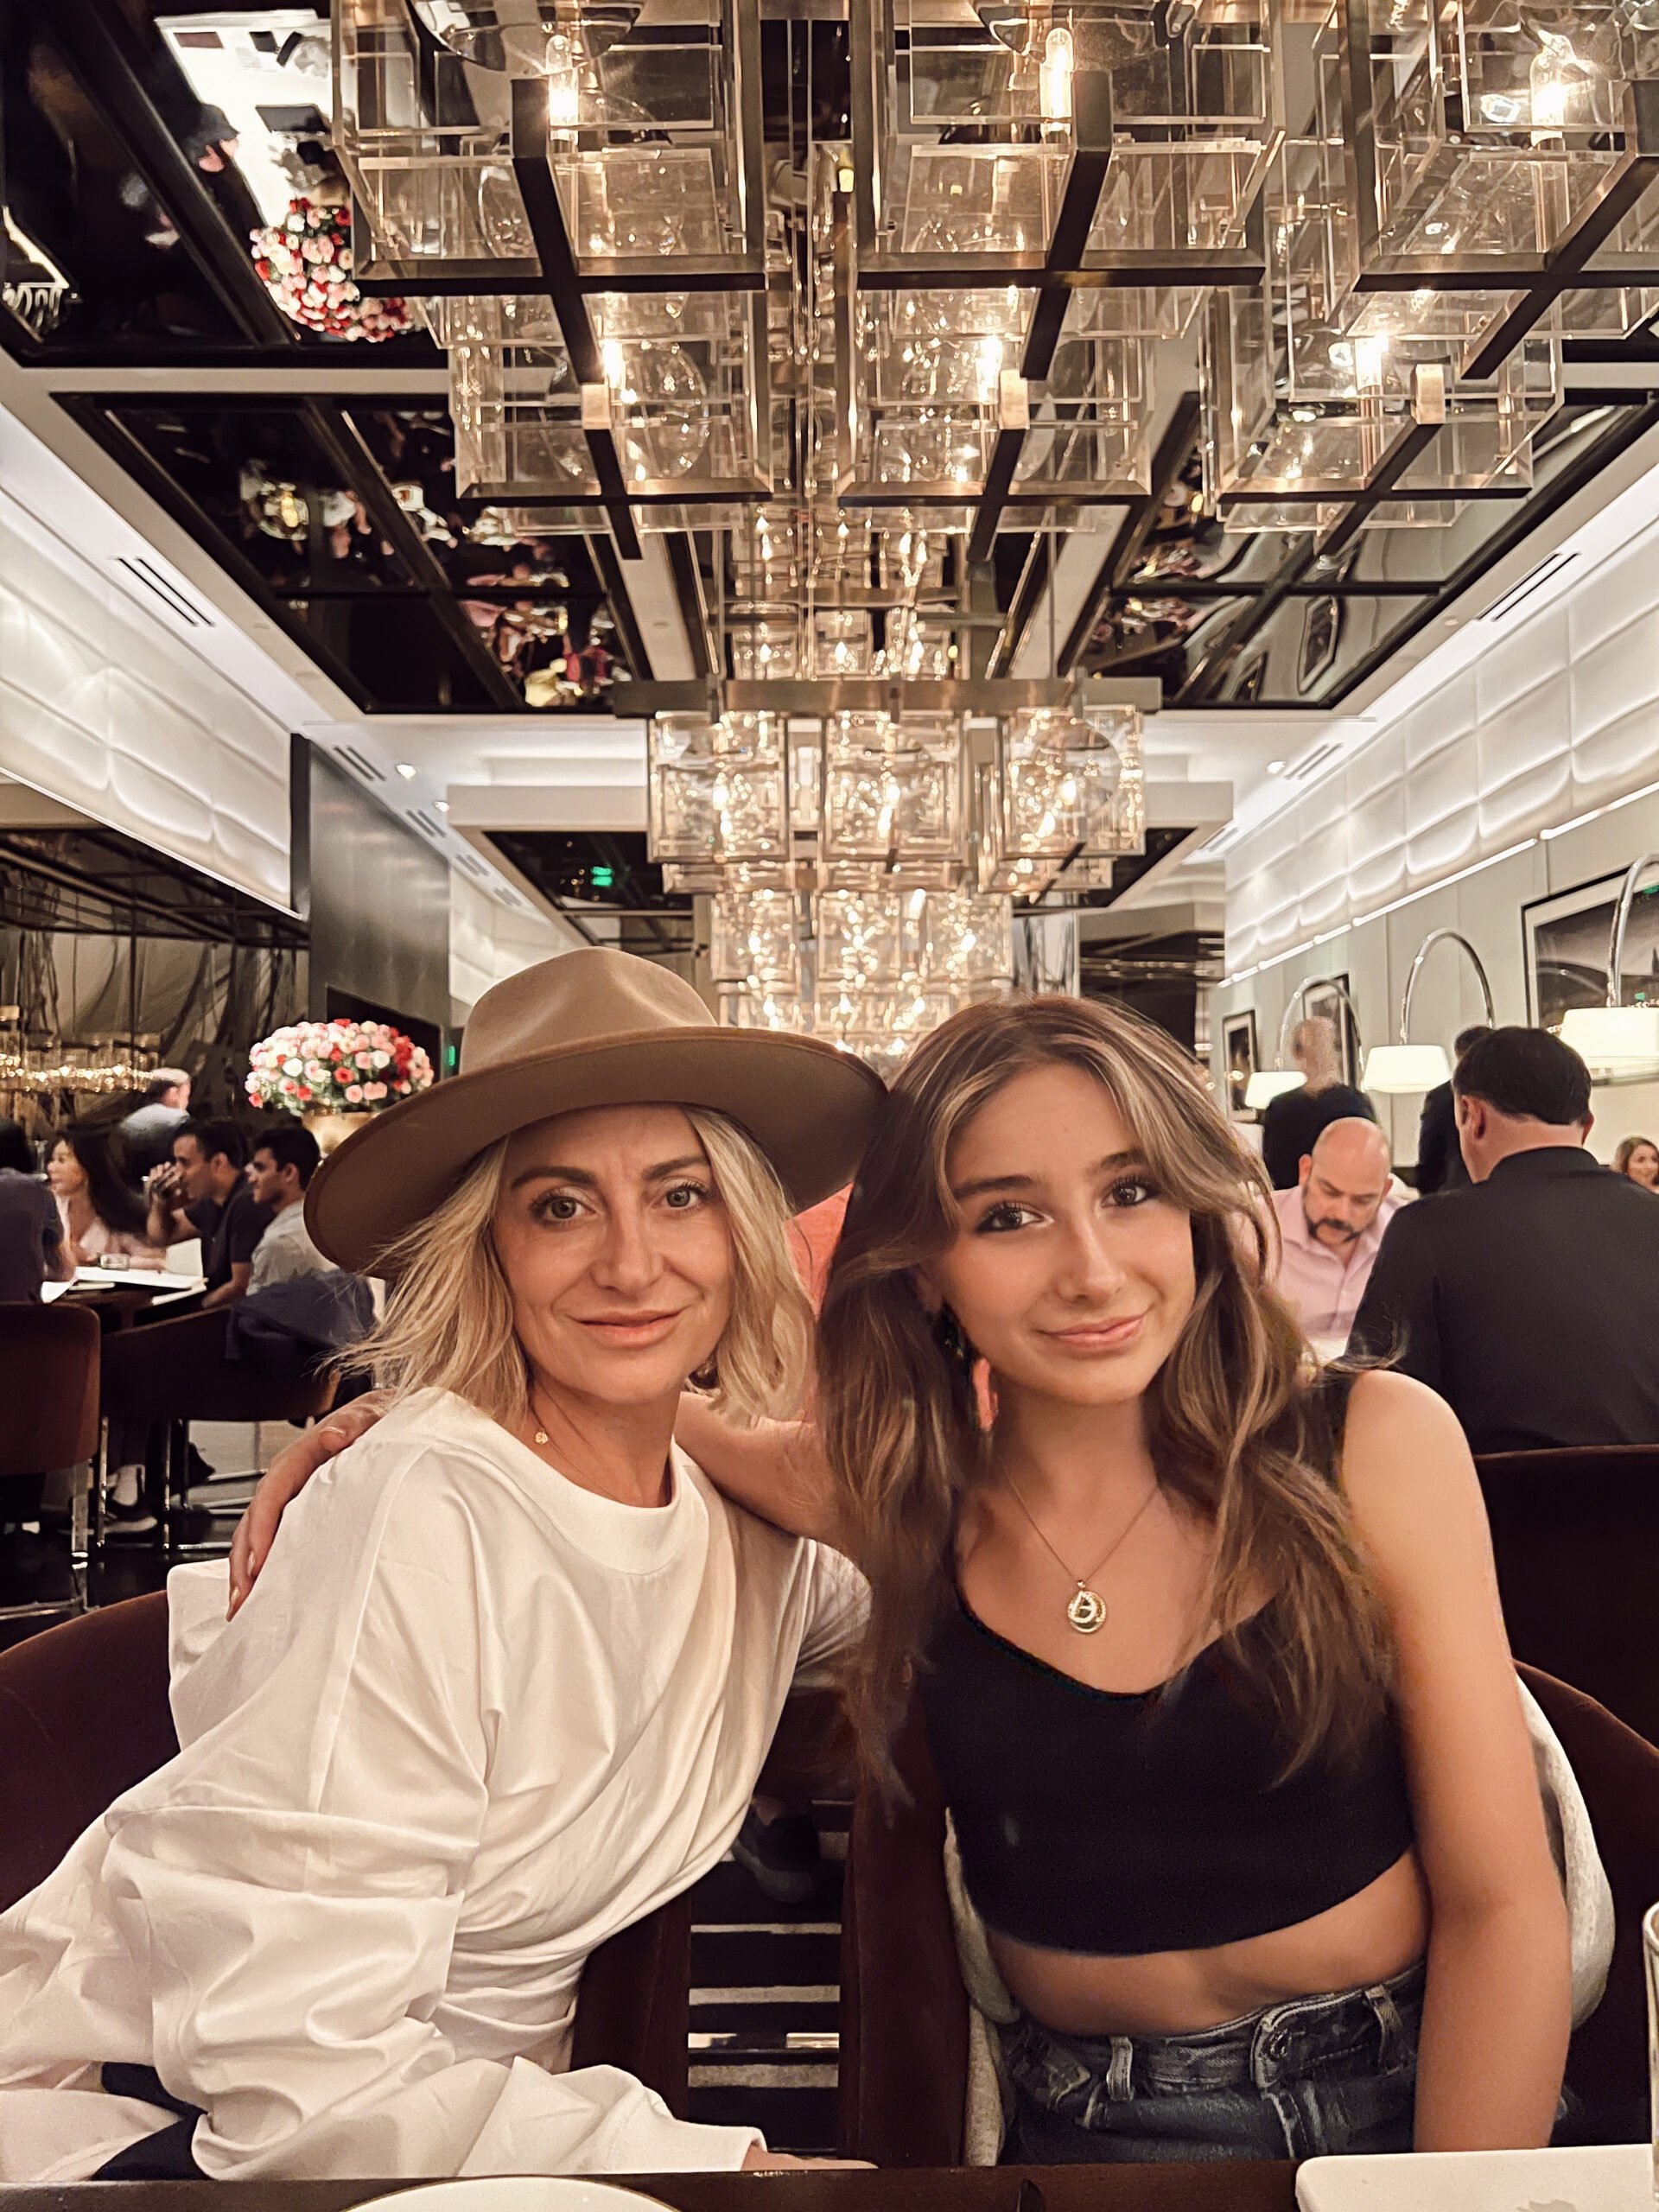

{"left": 1001, "top": 1959, "right": 1424, "bottom": 2164}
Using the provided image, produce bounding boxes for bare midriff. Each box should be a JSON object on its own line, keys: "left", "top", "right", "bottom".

{"left": 988, "top": 1847, "right": 1430, "bottom": 2037}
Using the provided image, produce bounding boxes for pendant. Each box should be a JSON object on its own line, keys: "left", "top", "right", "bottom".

{"left": 1067, "top": 1584, "right": 1107, "bottom": 1635}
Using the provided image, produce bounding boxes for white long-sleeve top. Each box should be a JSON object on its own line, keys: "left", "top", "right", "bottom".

{"left": 0, "top": 1389, "right": 865, "bottom": 2183}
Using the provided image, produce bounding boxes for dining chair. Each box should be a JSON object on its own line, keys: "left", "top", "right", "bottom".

{"left": 837, "top": 1663, "right": 1659, "bottom": 2163}
{"left": 0, "top": 1589, "right": 788, "bottom": 2118}
{"left": 99, "top": 1306, "right": 336, "bottom": 1554}
{"left": 0, "top": 1300, "right": 102, "bottom": 1620}
{"left": 1475, "top": 1446, "right": 1659, "bottom": 1746}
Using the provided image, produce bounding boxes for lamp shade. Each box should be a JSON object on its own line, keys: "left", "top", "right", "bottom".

{"left": 1560, "top": 1004, "right": 1659, "bottom": 1077}
{"left": 1244, "top": 1068, "right": 1305, "bottom": 1109}
{"left": 1363, "top": 1042, "right": 1452, "bottom": 1095}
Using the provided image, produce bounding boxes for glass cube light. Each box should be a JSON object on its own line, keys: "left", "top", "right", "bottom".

{"left": 336, "top": 0, "right": 763, "bottom": 289}
{"left": 821, "top": 713, "right": 969, "bottom": 876}
{"left": 445, "top": 290, "right": 768, "bottom": 508}
{"left": 815, "top": 889, "right": 917, "bottom": 992}
{"left": 988, "top": 703, "right": 1146, "bottom": 873}
{"left": 855, "top": 0, "right": 1283, "bottom": 283}
{"left": 1202, "top": 130, "right": 1562, "bottom": 514}
{"left": 710, "top": 888, "right": 803, "bottom": 989}
{"left": 919, "top": 891, "right": 1015, "bottom": 990}
{"left": 647, "top": 714, "right": 791, "bottom": 869}
{"left": 1348, "top": 0, "right": 1659, "bottom": 278}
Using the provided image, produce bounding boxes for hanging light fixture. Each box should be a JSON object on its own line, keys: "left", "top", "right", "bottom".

{"left": 1560, "top": 852, "right": 1659, "bottom": 1077}
{"left": 1363, "top": 930, "right": 1497, "bottom": 1094}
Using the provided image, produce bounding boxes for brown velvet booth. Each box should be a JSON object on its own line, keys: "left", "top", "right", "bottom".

{"left": 0, "top": 1300, "right": 101, "bottom": 1525}
{"left": 0, "top": 1599, "right": 852, "bottom": 2120}
{"left": 838, "top": 1665, "right": 1659, "bottom": 2163}
{"left": 1476, "top": 1447, "right": 1659, "bottom": 1747}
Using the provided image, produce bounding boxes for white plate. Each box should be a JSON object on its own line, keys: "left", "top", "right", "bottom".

{"left": 343, "top": 2182, "right": 680, "bottom": 2212}
{"left": 1297, "top": 2142, "right": 1650, "bottom": 2212}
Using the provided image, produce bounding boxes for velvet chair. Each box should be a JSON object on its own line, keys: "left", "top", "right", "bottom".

{"left": 1476, "top": 1446, "right": 1659, "bottom": 1747}
{"left": 99, "top": 1307, "right": 336, "bottom": 1552}
{"left": 838, "top": 1664, "right": 1659, "bottom": 2162}
{"left": 0, "top": 1594, "right": 850, "bottom": 2119}
{"left": 0, "top": 1301, "right": 102, "bottom": 1611}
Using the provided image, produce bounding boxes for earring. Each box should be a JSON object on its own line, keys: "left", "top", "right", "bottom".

{"left": 969, "top": 1357, "right": 999, "bottom": 1436}
{"left": 932, "top": 1304, "right": 973, "bottom": 1374}
{"left": 933, "top": 1306, "right": 997, "bottom": 1432}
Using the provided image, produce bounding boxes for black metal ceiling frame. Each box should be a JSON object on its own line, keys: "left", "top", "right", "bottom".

{"left": 44, "top": 0, "right": 296, "bottom": 349}
{"left": 1178, "top": 392, "right": 1659, "bottom": 702}
{"left": 0, "top": 830, "right": 306, "bottom": 947}
{"left": 56, "top": 383, "right": 658, "bottom": 710}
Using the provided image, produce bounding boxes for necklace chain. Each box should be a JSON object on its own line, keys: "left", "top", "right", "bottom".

{"left": 1001, "top": 1473, "right": 1161, "bottom": 1635}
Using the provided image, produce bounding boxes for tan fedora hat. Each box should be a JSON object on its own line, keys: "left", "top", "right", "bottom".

{"left": 304, "top": 947, "right": 886, "bottom": 1274}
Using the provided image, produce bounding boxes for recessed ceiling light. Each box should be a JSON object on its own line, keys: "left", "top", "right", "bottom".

{"left": 435, "top": 800, "right": 450, "bottom": 814}
{"left": 395, "top": 762, "right": 417, "bottom": 780}
{"left": 1266, "top": 759, "right": 1286, "bottom": 774}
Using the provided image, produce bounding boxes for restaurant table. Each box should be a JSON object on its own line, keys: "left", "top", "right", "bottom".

{"left": 0, "top": 2167, "right": 1300, "bottom": 2212}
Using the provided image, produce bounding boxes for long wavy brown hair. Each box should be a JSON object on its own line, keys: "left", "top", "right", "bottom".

{"left": 816, "top": 994, "right": 1395, "bottom": 1787}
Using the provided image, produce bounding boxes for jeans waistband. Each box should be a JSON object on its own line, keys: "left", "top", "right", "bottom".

{"left": 1012, "top": 1958, "right": 1426, "bottom": 2100}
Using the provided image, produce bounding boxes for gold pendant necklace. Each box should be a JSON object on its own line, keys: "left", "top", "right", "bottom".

{"left": 1003, "top": 1475, "right": 1161, "bottom": 1636}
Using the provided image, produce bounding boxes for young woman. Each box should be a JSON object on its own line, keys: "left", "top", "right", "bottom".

{"left": 231, "top": 993, "right": 1573, "bottom": 2164}
{"left": 814, "top": 995, "right": 1568, "bottom": 2161}
{"left": 46, "top": 1128, "right": 163, "bottom": 1267}
{"left": 0, "top": 949, "right": 880, "bottom": 2183}
{"left": 1612, "top": 1135, "right": 1659, "bottom": 1190}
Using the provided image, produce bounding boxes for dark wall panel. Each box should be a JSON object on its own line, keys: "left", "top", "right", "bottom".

{"left": 296, "top": 741, "right": 450, "bottom": 1042}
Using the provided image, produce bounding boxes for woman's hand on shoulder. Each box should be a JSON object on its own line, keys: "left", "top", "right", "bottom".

{"left": 227, "top": 1391, "right": 391, "bottom": 1618}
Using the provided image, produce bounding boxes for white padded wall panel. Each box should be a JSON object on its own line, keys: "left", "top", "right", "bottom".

{"left": 0, "top": 490, "right": 289, "bottom": 907}
{"left": 1475, "top": 605, "right": 1568, "bottom": 715}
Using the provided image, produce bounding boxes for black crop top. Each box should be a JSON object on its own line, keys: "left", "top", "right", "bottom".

{"left": 918, "top": 1382, "right": 1416, "bottom": 1956}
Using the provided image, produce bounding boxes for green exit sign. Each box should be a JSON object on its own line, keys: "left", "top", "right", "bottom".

{"left": 591, "top": 864, "right": 615, "bottom": 889}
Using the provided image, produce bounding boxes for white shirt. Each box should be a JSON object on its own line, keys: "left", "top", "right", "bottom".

{"left": 0, "top": 1390, "right": 864, "bottom": 2182}
{"left": 248, "top": 1202, "right": 334, "bottom": 1292}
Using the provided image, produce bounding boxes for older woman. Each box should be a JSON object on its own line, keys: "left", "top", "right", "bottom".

{"left": 0, "top": 950, "right": 880, "bottom": 2183}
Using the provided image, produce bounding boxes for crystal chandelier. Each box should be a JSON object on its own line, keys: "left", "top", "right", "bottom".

{"left": 332, "top": 0, "right": 1659, "bottom": 1041}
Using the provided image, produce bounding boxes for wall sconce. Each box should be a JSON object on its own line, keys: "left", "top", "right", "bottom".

{"left": 1363, "top": 929, "right": 1496, "bottom": 1095}
{"left": 1245, "top": 974, "right": 1364, "bottom": 1110}
{"left": 1560, "top": 853, "right": 1659, "bottom": 1079}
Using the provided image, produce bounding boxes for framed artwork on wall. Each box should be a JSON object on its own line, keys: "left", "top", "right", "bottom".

{"left": 1525, "top": 871, "right": 1659, "bottom": 1034}
{"left": 1223, "top": 1009, "right": 1259, "bottom": 1121}
{"left": 1303, "top": 973, "right": 1359, "bottom": 1084}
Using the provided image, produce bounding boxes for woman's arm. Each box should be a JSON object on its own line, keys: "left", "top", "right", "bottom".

{"left": 1340, "top": 1370, "right": 1571, "bottom": 2152}
{"left": 109, "top": 1456, "right": 768, "bottom": 2177}
{"left": 671, "top": 1396, "right": 849, "bottom": 1554}
{"left": 231, "top": 1393, "right": 852, "bottom": 1617}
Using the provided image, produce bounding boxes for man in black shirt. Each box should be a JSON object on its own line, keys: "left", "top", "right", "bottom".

{"left": 1260, "top": 1015, "right": 1376, "bottom": 1188}
{"left": 1349, "top": 1027, "right": 1659, "bottom": 1452}
{"left": 1413, "top": 1024, "right": 1491, "bottom": 1195}
{"left": 146, "top": 1118, "right": 270, "bottom": 1309}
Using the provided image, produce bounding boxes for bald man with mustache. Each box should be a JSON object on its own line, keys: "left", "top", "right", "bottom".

{"left": 1270, "top": 1117, "right": 1407, "bottom": 1345}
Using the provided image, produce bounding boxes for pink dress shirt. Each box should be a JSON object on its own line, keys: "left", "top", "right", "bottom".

{"left": 1270, "top": 1178, "right": 1408, "bottom": 1346}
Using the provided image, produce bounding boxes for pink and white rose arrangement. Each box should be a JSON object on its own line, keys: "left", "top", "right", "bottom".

{"left": 251, "top": 199, "right": 409, "bottom": 342}
{"left": 246, "top": 1019, "right": 434, "bottom": 1116}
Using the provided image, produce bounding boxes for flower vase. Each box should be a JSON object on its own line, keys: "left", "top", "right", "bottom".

{"left": 302, "top": 1109, "right": 373, "bottom": 1156}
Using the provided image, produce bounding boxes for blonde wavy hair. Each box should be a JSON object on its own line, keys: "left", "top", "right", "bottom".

{"left": 817, "top": 994, "right": 1395, "bottom": 1787}
{"left": 352, "top": 1107, "right": 814, "bottom": 1430}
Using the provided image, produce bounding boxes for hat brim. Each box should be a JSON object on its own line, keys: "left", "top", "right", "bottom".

{"left": 304, "top": 1026, "right": 887, "bottom": 1275}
